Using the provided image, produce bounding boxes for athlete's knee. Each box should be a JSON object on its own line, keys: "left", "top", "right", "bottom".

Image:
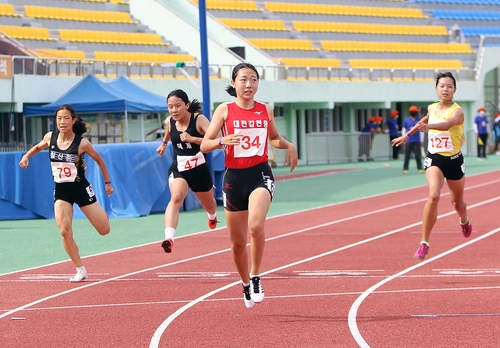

{"left": 231, "top": 241, "right": 246, "bottom": 255}
{"left": 451, "top": 199, "right": 466, "bottom": 211}
{"left": 248, "top": 222, "right": 265, "bottom": 238}
{"left": 59, "top": 227, "right": 73, "bottom": 241}
{"left": 97, "top": 223, "right": 110, "bottom": 236}
{"left": 169, "top": 192, "right": 186, "bottom": 205}
{"left": 428, "top": 191, "right": 441, "bottom": 205}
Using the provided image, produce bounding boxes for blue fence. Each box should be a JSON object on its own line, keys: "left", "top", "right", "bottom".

{"left": 0, "top": 142, "right": 224, "bottom": 220}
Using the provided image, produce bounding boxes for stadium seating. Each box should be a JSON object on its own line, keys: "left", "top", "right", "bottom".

{"left": 277, "top": 57, "right": 342, "bottom": 67}
{"left": 24, "top": 5, "right": 138, "bottom": 24}
{"left": 321, "top": 41, "right": 475, "bottom": 54}
{"left": 293, "top": 21, "right": 448, "bottom": 35}
{"left": 248, "top": 38, "right": 317, "bottom": 51}
{"left": 462, "top": 26, "right": 500, "bottom": 36}
{"left": 59, "top": 29, "right": 169, "bottom": 46}
{"left": 218, "top": 18, "right": 289, "bottom": 31}
{"left": 94, "top": 51, "right": 195, "bottom": 63}
{"left": 0, "top": 3, "right": 21, "bottom": 17}
{"left": 433, "top": 9, "right": 500, "bottom": 20}
{"left": 410, "top": 0, "right": 500, "bottom": 5}
{"left": 0, "top": 25, "right": 55, "bottom": 41}
{"left": 264, "top": 2, "right": 427, "bottom": 18}
{"left": 349, "top": 59, "right": 464, "bottom": 69}
{"left": 32, "top": 48, "right": 86, "bottom": 60}
{"left": 191, "top": 0, "right": 261, "bottom": 12}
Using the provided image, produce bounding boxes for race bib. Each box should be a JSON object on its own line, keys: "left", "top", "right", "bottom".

{"left": 51, "top": 162, "right": 77, "bottom": 183}
{"left": 177, "top": 151, "right": 206, "bottom": 172}
{"left": 428, "top": 131, "right": 453, "bottom": 154}
{"left": 233, "top": 128, "right": 266, "bottom": 158}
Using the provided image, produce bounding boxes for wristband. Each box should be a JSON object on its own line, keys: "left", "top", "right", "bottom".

{"left": 218, "top": 137, "right": 222, "bottom": 145}
{"left": 105, "top": 181, "right": 111, "bottom": 185}
{"left": 162, "top": 140, "right": 168, "bottom": 146}
{"left": 405, "top": 133, "right": 410, "bottom": 138}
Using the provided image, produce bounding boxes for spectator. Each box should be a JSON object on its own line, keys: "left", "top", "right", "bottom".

{"left": 385, "top": 110, "right": 400, "bottom": 159}
{"left": 358, "top": 117, "right": 380, "bottom": 162}
{"left": 494, "top": 112, "right": 500, "bottom": 156}
{"left": 402, "top": 106, "right": 424, "bottom": 174}
{"left": 474, "top": 106, "right": 489, "bottom": 160}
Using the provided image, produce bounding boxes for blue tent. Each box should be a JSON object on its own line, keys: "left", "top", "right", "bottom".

{"left": 23, "top": 74, "right": 168, "bottom": 117}
{"left": 107, "top": 75, "right": 167, "bottom": 112}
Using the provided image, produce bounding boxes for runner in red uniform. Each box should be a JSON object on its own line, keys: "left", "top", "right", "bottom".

{"left": 201, "top": 63, "right": 298, "bottom": 308}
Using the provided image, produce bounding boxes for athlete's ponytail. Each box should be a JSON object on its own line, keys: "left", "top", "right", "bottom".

{"left": 73, "top": 115, "right": 87, "bottom": 136}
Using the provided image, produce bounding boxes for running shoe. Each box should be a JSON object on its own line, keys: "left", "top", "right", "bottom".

{"left": 414, "top": 243, "right": 429, "bottom": 260}
{"left": 208, "top": 218, "right": 218, "bottom": 230}
{"left": 403, "top": 170, "right": 409, "bottom": 174}
{"left": 460, "top": 219, "right": 472, "bottom": 238}
{"left": 250, "top": 276, "right": 264, "bottom": 303}
{"left": 161, "top": 239, "right": 174, "bottom": 253}
{"left": 419, "top": 169, "right": 425, "bottom": 174}
{"left": 70, "top": 266, "right": 87, "bottom": 283}
{"left": 242, "top": 284, "right": 255, "bottom": 309}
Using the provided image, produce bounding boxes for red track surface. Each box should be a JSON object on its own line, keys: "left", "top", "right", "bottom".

{"left": 2, "top": 171, "right": 500, "bottom": 348}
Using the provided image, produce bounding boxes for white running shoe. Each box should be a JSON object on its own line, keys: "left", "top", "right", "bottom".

{"left": 250, "top": 276, "right": 264, "bottom": 303}
{"left": 70, "top": 266, "right": 87, "bottom": 283}
{"left": 242, "top": 284, "right": 254, "bottom": 309}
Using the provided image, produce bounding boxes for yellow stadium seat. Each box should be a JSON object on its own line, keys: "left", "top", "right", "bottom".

{"left": 0, "top": 25, "right": 55, "bottom": 41}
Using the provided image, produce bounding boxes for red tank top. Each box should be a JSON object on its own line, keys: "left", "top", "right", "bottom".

{"left": 223, "top": 101, "right": 269, "bottom": 169}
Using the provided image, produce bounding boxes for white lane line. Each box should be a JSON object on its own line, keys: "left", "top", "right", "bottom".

{"left": 1, "top": 177, "right": 498, "bottom": 342}
{"left": 4, "top": 284, "right": 500, "bottom": 315}
{"left": 1, "top": 190, "right": 435, "bottom": 323}
{"left": 2, "top": 174, "right": 498, "bottom": 278}
{"left": 150, "top": 194, "right": 500, "bottom": 348}
{"left": 348, "top": 224, "right": 500, "bottom": 347}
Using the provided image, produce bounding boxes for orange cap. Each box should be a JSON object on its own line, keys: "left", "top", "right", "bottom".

{"left": 389, "top": 110, "right": 399, "bottom": 118}
{"left": 477, "top": 106, "right": 486, "bottom": 112}
{"left": 409, "top": 106, "right": 419, "bottom": 113}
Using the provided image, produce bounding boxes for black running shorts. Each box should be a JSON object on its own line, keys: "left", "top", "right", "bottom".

{"left": 424, "top": 151, "right": 465, "bottom": 180}
{"left": 222, "top": 162, "right": 275, "bottom": 211}
{"left": 54, "top": 180, "right": 97, "bottom": 207}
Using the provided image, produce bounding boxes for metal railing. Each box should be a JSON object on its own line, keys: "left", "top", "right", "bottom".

{"left": 9, "top": 56, "right": 477, "bottom": 82}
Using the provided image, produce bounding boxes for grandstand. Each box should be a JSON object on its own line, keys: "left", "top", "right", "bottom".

{"left": 0, "top": 0, "right": 499, "bottom": 164}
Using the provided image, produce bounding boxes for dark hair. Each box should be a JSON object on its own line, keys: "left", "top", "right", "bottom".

{"left": 225, "top": 62, "right": 260, "bottom": 97}
{"left": 166, "top": 89, "right": 201, "bottom": 113}
{"left": 435, "top": 71, "right": 456, "bottom": 88}
{"left": 55, "top": 104, "right": 87, "bottom": 136}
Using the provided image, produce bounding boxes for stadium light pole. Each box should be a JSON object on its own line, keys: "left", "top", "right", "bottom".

{"left": 198, "top": 0, "right": 216, "bottom": 193}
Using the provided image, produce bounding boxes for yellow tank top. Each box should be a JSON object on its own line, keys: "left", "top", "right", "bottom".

{"left": 427, "top": 102, "right": 464, "bottom": 157}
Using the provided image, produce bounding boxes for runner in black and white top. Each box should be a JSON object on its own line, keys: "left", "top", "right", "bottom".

{"left": 156, "top": 89, "right": 218, "bottom": 254}
{"left": 19, "top": 104, "right": 114, "bottom": 283}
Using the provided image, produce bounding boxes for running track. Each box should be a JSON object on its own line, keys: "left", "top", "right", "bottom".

{"left": 1, "top": 170, "right": 500, "bottom": 347}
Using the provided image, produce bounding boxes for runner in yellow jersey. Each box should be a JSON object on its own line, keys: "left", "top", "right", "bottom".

{"left": 392, "top": 72, "right": 472, "bottom": 260}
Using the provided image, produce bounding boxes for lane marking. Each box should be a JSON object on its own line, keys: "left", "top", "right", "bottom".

{"left": 412, "top": 313, "right": 500, "bottom": 318}
{"left": 4, "top": 284, "right": 500, "bottom": 315}
{"left": 348, "top": 224, "right": 500, "bottom": 348}
{"left": 0, "top": 174, "right": 498, "bottom": 344}
{"left": 2, "top": 174, "right": 498, "bottom": 278}
{"left": 150, "top": 195, "right": 500, "bottom": 348}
